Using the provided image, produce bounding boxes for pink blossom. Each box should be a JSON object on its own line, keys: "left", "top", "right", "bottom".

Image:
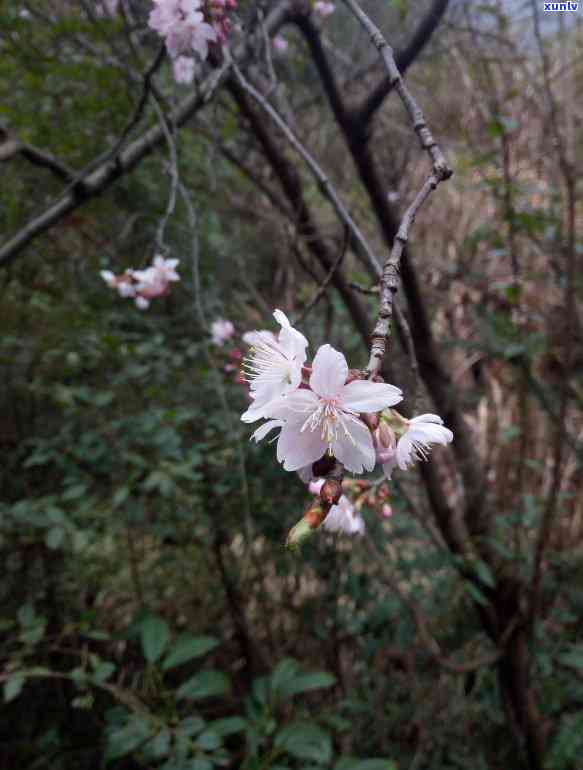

{"left": 309, "top": 478, "right": 325, "bottom": 496}
{"left": 322, "top": 495, "right": 365, "bottom": 535}
{"left": 272, "top": 35, "right": 289, "bottom": 54}
{"left": 314, "top": 2, "right": 335, "bottom": 17}
{"left": 381, "top": 504, "right": 393, "bottom": 518}
{"left": 173, "top": 56, "right": 196, "bottom": 83}
{"left": 257, "top": 344, "right": 402, "bottom": 474}
{"left": 211, "top": 318, "right": 235, "bottom": 346}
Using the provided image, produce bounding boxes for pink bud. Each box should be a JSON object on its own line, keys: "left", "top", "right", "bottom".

{"left": 309, "top": 478, "right": 325, "bottom": 496}
{"left": 382, "top": 504, "right": 393, "bottom": 518}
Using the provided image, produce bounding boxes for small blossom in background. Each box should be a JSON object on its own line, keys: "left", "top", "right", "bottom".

{"left": 272, "top": 35, "right": 289, "bottom": 54}
{"left": 147, "top": 0, "right": 237, "bottom": 83}
{"left": 211, "top": 318, "right": 235, "bottom": 346}
{"left": 100, "top": 255, "right": 180, "bottom": 309}
{"left": 314, "top": 2, "right": 335, "bottom": 18}
{"left": 381, "top": 503, "right": 393, "bottom": 518}
{"left": 173, "top": 55, "right": 196, "bottom": 83}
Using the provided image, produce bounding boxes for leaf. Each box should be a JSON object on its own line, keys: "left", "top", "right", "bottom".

{"left": 335, "top": 761, "right": 397, "bottom": 770}
{"left": 196, "top": 729, "right": 223, "bottom": 751}
{"left": 557, "top": 645, "right": 583, "bottom": 670}
{"left": 208, "top": 716, "right": 247, "bottom": 736}
{"left": 46, "top": 527, "right": 65, "bottom": 550}
{"left": 162, "top": 634, "right": 219, "bottom": 671}
{"left": 141, "top": 615, "right": 170, "bottom": 664}
{"left": 105, "top": 717, "right": 153, "bottom": 761}
{"left": 176, "top": 670, "right": 231, "bottom": 700}
{"left": 3, "top": 676, "right": 24, "bottom": 703}
{"left": 275, "top": 723, "right": 332, "bottom": 765}
{"left": 278, "top": 672, "right": 337, "bottom": 699}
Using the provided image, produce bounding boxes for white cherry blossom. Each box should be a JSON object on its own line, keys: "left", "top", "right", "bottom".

{"left": 382, "top": 413, "right": 453, "bottom": 478}
{"left": 322, "top": 494, "right": 365, "bottom": 535}
{"left": 241, "top": 310, "right": 308, "bottom": 422}
{"left": 259, "top": 344, "right": 402, "bottom": 473}
{"left": 211, "top": 319, "right": 235, "bottom": 346}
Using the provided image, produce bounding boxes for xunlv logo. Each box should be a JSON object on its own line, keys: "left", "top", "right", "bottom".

{"left": 543, "top": 2, "right": 579, "bottom": 9}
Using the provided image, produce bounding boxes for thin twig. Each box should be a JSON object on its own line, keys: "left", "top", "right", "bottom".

{"left": 231, "top": 62, "right": 382, "bottom": 281}
{"left": 293, "top": 226, "right": 349, "bottom": 324}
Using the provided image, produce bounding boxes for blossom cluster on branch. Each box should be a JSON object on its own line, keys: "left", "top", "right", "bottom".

{"left": 240, "top": 310, "right": 453, "bottom": 544}
{"left": 101, "top": 255, "right": 179, "bottom": 309}
{"left": 148, "top": 0, "right": 237, "bottom": 84}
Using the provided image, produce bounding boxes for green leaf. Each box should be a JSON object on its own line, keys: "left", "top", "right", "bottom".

{"left": 162, "top": 634, "right": 219, "bottom": 671}
{"left": 141, "top": 615, "right": 170, "bottom": 664}
{"left": 335, "top": 761, "right": 397, "bottom": 770}
{"left": 208, "top": 716, "right": 247, "bottom": 736}
{"left": 557, "top": 645, "right": 583, "bottom": 670}
{"left": 105, "top": 717, "right": 153, "bottom": 761}
{"left": 278, "top": 672, "right": 336, "bottom": 700}
{"left": 176, "top": 670, "right": 231, "bottom": 700}
{"left": 275, "top": 723, "right": 332, "bottom": 765}
{"left": 3, "top": 675, "right": 24, "bottom": 703}
{"left": 46, "top": 527, "right": 65, "bottom": 550}
{"left": 196, "top": 729, "right": 223, "bottom": 751}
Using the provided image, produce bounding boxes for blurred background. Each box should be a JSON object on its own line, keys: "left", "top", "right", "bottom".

{"left": 0, "top": 1, "right": 582, "bottom": 768}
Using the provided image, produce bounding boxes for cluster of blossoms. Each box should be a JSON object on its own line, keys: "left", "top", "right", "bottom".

{"left": 148, "top": 0, "right": 237, "bottom": 84}
{"left": 101, "top": 255, "right": 179, "bottom": 310}
{"left": 240, "top": 310, "right": 452, "bottom": 544}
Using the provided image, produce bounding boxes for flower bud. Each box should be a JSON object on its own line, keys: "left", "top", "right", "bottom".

{"left": 320, "top": 479, "right": 342, "bottom": 506}
{"left": 362, "top": 412, "right": 380, "bottom": 431}
{"left": 286, "top": 505, "right": 326, "bottom": 551}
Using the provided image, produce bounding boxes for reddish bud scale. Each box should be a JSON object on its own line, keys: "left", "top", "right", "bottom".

{"left": 362, "top": 412, "right": 380, "bottom": 431}
{"left": 320, "top": 479, "right": 342, "bottom": 506}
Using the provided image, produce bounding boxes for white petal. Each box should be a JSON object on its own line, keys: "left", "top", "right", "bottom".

{"left": 309, "top": 344, "right": 348, "bottom": 398}
{"left": 342, "top": 380, "right": 403, "bottom": 413}
{"left": 322, "top": 496, "right": 365, "bottom": 535}
{"left": 263, "top": 389, "right": 319, "bottom": 423}
{"left": 251, "top": 419, "right": 283, "bottom": 442}
{"left": 243, "top": 330, "right": 276, "bottom": 347}
{"left": 331, "top": 415, "right": 375, "bottom": 473}
{"left": 276, "top": 423, "right": 327, "bottom": 472}
{"left": 409, "top": 414, "right": 444, "bottom": 425}
{"left": 100, "top": 270, "right": 115, "bottom": 285}
{"left": 274, "top": 309, "right": 308, "bottom": 362}
{"left": 382, "top": 456, "right": 397, "bottom": 479}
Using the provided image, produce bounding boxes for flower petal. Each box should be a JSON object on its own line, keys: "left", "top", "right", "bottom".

{"left": 276, "top": 423, "right": 327, "bottom": 472}
{"left": 273, "top": 309, "right": 308, "bottom": 362}
{"left": 251, "top": 419, "right": 283, "bottom": 442}
{"left": 342, "top": 380, "right": 403, "bottom": 413}
{"left": 309, "top": 344, "right": 348, "bottom": 398}
{"left": 262, "top": 389, "right": 319, "bottom": 423}
{"left": 331, "top": 415, "right": 375, "bottom": 473}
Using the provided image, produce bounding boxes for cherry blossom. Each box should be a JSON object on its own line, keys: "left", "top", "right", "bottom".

{"left": 381, "top": 413, "right": 453, "bottom": 479}
{"left": 100, "top": 255, "right": 180, "bottom": 309}
{"left": 173, "top": 55, "right": 196, "bottom": 83}
{"left": 241, "top": 310, "right": 308, "bottom": 422}
{"left": 211, "top": 318, "right": 235, "bottom": 346}
{"left": 314, "top": 2, "right": 336, "bottom": 17}
{"left": 257, "top": 344, "right": 402, "bottom": 473}
{"left": 272, "top": 35, "right": 289, "bottom": 54}
{"left": 322, "top": 494, "right": 365, "bottom": 535}
{"left": 148, "top": 0, "right": 217, "bottom": 62}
